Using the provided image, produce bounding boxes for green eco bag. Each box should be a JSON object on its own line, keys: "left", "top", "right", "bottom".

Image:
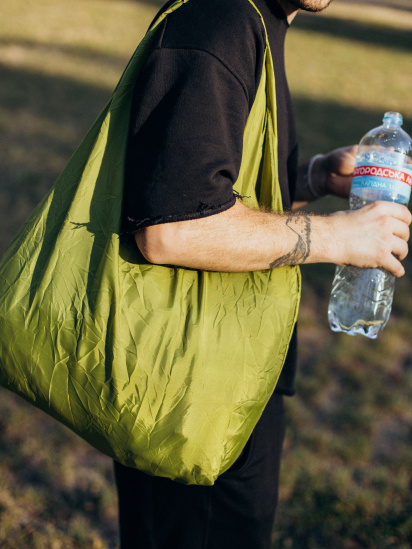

{"left": 0, "top": 0, "right": 300, "bottom": 485}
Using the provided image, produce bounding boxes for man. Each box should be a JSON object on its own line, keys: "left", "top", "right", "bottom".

{"left": 115, "top": 0, "right": 411, "bottom": 547}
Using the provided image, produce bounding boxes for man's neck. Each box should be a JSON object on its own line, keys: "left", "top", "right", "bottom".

{"left": 275, "top": 0, "right": 299, "bottom": 23}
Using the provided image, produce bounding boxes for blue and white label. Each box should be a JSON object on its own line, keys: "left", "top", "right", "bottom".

{"left": 352, "top": 151, "right": 412, "bottom": 199}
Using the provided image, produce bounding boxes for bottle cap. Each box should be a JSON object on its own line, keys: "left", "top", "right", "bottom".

{"left": 383, "top": 112, "right": 403, "bottom": 126}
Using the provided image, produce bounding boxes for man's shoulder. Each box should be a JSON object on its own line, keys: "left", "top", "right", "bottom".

{"left": 160, "top": 0, "right": 266, "bottom": 59}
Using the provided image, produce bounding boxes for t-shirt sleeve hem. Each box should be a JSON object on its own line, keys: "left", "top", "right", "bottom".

{"left": 123, "top": 195, "right": 237, "bottom": 234}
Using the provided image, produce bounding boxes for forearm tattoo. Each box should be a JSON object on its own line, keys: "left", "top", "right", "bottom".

{"left": 270, "top": 214, "right": 312, "bottom": 268}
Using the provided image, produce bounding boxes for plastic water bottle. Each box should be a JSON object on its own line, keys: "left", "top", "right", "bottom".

{"left": 328, "top": 112, "right": 412, "bottom": 339}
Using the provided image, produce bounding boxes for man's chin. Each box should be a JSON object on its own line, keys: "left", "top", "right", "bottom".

{"left": 288, "top": 0, "right": 333, "bottom": 13}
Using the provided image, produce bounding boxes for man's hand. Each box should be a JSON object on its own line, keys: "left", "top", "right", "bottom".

{"left": 329, "top": 201, "right": 412, "bottom": 277}
{"left": 310, "top": 145, "right": 358, "bottom": 198}
{"left": 294, "top": 145, "right": 357, "bottom": 204}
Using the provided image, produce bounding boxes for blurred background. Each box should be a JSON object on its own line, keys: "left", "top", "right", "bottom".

{"left": 0, "top": 0, "right": 411, "bottom": 547}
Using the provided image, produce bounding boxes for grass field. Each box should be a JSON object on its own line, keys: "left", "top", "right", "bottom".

{"left": 1, "top": 1, "right": 412, "bottom": 547}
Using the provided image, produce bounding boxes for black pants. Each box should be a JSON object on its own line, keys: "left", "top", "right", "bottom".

{"left": 114, "top": 392, "right": 285, "bottom": 549}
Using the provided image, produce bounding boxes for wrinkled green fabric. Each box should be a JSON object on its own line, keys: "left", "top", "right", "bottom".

{"left": 0, "top": 0, "right": 300, "bottom": 485}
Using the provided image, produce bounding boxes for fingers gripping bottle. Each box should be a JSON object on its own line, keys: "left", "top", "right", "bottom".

{"left": 328, "top": 112, "right": 412, "bottom": 339}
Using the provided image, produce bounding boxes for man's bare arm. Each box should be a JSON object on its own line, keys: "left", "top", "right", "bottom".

{"left": 269, "top": 214, "right": 311, "bottom": 268}
{"left": 135, "top": 199, "right": 411, "bottom": 277}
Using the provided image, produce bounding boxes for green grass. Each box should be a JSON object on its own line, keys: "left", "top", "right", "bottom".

{"left": 1, "top": 1, "right": 412, "bottom": 548}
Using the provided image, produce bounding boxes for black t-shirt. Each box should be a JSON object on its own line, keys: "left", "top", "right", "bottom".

{"left": 123, "top": 0, "right": 298, "bottom": 395}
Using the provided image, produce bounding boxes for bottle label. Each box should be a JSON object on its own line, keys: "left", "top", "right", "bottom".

{"left": 352, "top": 151, "right": 412, "bottom": 199}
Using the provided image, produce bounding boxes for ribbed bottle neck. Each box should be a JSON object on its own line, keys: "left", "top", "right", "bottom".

{"left": 383, "top": 111, "right": 403, "bottom": 128}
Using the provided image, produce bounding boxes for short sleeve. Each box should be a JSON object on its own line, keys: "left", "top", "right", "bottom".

{"left": 122, "top": 46, "right": 252, "bottom": 232}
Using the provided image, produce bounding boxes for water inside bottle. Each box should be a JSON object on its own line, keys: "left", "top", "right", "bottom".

{"left": 328, "top": 265, "right": 395, "bottom": 339}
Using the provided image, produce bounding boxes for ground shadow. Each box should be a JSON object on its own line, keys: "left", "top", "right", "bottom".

{"left": 0, "top": 38, "right": 132, "bottom": 69}
{"left": 341, "top": 0, "right": 412, "bottom": 13}
{"left": 295, "top": 10, "right": 412, "bottom": 53}
{"left": 0, "top": 63, "right": 114, "bottom": 254}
